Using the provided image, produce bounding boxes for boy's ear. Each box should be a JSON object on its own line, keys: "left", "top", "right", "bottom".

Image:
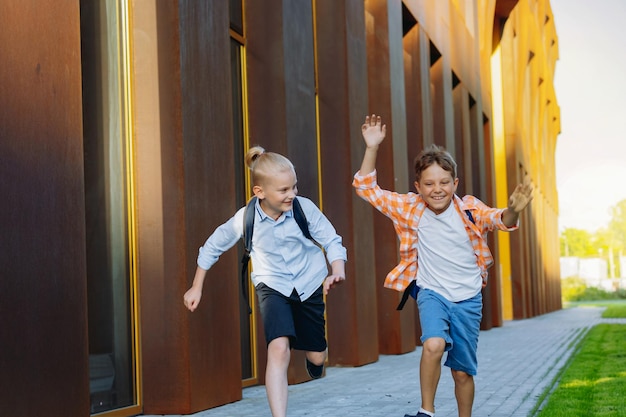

{"left": 252, "top": 185, "right": 264, "bottom": 199}
{"left": 414, "top": 181, "right": 420, "bottom": 193}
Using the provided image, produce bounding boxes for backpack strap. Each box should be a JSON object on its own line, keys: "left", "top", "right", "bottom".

{"left": 292, "top": 198, "right": 312, "bottom": 240}
{"left": 396, "top": 209, "right": 477, "bottom": 311}
{"left": 239, "top": 196, "right": 319, "bottom": 314}
{"left": 396, "top": 280, "right": 418, "bottom": 310}
{"left": 240, "top": 197, "right": 257, "bottom": 314}
{"left": 243, "top": 197, "right": 257, "bottom": 256}
{"left": 293, "top": 197, "right": 322, "bottom": 248}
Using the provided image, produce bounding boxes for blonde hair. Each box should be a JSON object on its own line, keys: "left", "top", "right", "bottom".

{"left": 245, "top": 146, "right": 295, "bottom": 186}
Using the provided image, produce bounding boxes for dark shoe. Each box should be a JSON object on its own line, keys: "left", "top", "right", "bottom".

{"left": 305, "top": 358, "right": 324, "bottom": 379}
{"left": 404, "top": 413, "right": 431, "bottom": 417}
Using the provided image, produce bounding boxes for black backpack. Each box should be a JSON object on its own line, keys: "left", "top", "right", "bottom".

{"left": 240, "top": 196, "right": 318, "bottom": 313}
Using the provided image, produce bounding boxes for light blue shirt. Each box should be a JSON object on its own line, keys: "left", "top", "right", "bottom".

{"left": 197, "top": 196, "right": 347, "bottom": 301}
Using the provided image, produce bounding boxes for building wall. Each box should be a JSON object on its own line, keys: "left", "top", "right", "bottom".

{"left": 0, "top": 1, "right": 90, "bottom": 417}
{"left": 494, "top": 0, "right": 562, "bottom": 318}
{"left": 0, "top": 0, "right": 562, "bottom": 416}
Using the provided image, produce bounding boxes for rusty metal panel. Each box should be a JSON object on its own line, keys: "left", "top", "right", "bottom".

{"left": 245, "top": 0, "right": 319, "bottom": 203}
{"left": 0, "top": 1, "right": 89, "bottom": 416}
{"left": 179, "top": 0, "right": 243, "bottom": 412}
{"left": 365, "top": 0, "right": 417, "bottom": 356}
{"left": 316, "top": 0, "right": 380, "bottom": 367}
{"left": 133, "top": 0, "right": 242, "bottom": 414}
{"left": 244, "top": 0, "right": 321, "bottom": 383}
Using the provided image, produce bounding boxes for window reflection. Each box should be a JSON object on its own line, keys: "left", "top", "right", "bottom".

{"left": 80, "top": 1, "right": 137, "bottom": 414}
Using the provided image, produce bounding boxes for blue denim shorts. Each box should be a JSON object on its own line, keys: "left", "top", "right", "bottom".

{"left": 417, "top": 288, "right": 482, "bottom": 375}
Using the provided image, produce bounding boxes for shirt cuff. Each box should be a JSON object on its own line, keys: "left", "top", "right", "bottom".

{"left": 353, "top": 169, "right": 377, "bottom": 188}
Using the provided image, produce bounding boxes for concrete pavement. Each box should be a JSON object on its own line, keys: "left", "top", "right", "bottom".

{"left": 144, "top": 306, "right": 624, "bottom": 417}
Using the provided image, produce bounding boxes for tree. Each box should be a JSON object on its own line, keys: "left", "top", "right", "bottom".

{"left": 559, "top": 200, "right": 626, "bottom": 278}
{"left": 560, "top": 228, "right": 596, "bottom": 257}
{"left": 607, "top": 199, "right": 626, "bottom": 250}
{"left": 595, "top": 228, "right": 617, "bottom": 278}
{"left": 605, "top": 199, "right": 626, "bottom": 277}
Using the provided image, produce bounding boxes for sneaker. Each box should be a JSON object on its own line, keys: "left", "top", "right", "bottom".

{"left": 404, "top": 413, "right": 431, "bottom": 417}
{"left": 305, "top": 358, "right": 324, "bottom": 379}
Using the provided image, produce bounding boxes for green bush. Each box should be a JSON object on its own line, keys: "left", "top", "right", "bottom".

{"left": 561, "top": 277, "right": 626, "bottom": 302}
{"left": 561, "top": 277, "right": 587, "bottom": 301}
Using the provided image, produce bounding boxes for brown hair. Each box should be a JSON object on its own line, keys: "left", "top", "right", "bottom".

{"left": 414, "top": 144, "right": 457, "bottom": 182}
{"left": 245, "top": 146, "right": 295, "bottom": 186}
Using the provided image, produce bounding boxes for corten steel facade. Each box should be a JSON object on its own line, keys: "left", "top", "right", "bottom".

{"left": 493, "top": 0, "right": 562, "bottom": 320}
{"left": 0, "top": 0, "right": 561, "bottom": 416}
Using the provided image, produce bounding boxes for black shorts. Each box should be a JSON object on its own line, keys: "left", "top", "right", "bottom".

{"left": 255, "top": 282, "right": 327, "bottom": 352}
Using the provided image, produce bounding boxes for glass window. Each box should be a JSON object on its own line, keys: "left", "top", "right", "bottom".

{"left": 230, "top": 0, "right": 256, "bottom": 383}
{"left": 80, "top": 1, "right": 139, "bottom": 414}
{"left": 230, "top": 0, "right": 244, "bottom": 35}
{"left": 231, "top": 35, "right": 256, "bottom": 383}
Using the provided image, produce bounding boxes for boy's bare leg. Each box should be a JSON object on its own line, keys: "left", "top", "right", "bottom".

{"left": 451, "top": 369, "right": 474, "bottom": 417}
{"left": 419, "top": 337, "right": 446, "bottom": 413}
{"left": 266, "top": 337, "right": 291, "bottom": 417}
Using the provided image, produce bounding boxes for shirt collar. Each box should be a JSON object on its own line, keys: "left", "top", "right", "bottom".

{"left": 455, "top": 194, "right": 477, "bottom": 211}
{"left": 254, "top": 198, "right": 293, "bottom": 222}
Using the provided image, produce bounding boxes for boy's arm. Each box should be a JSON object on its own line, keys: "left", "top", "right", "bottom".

{"left": 323, "top": 259, "right": 346, "bottom": 295}
{"left": 184, "top": 208, "right": 246, "bottom": 312}
{"left": 502, "top": 179, "right": 534, "bottom": 227}
{"left": 359, "top": 114, "right": 386, "bottom": 175}
{"left": 184, "top": 266, "right": 208, "bottom": 312}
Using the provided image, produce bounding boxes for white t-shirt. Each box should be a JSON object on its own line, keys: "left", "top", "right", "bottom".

{"left": 416, "top": 203, "right": 482, "bottom": 302}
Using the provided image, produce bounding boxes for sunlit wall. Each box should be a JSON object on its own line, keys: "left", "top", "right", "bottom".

{"left": 491, "top": 0, "right": 562, "bottom": 318}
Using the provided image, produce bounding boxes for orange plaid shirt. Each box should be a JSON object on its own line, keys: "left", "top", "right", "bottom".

{"left": 353, "top": 170, "right": 518, "bottom": 292}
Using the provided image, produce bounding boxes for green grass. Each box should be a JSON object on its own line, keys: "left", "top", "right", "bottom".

{"left": 563, "top": 299, "right": 626, "bottom": 310}
{"left": 564, "top": 300, "right": 626, "bottom": 318}
{"left": 536, "top": 324, "right": 626, "bottom": 416}
{"left": 602, "top": 303, "right": 626, "bottom": 318}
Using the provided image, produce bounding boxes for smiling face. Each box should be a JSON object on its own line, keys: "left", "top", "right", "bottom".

{"left": 253, "top": 168, "right": 298, "bottom": 220}
{"left": 414, "top": 162, "right": 459, "bottom": 214}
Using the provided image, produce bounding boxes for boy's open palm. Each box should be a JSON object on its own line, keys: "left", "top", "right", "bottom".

{"left": 508, "top": 179, "right": 533, "bottom": 213}
{"left": 361, "top": 114, "right": 386, "bottom": 147}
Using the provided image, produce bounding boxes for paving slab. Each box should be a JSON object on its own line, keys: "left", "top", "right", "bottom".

{"left": 144, "top": 307, "right": 624, "bottom": 417}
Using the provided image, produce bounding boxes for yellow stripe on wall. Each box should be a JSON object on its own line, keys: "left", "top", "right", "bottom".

{"left": 491, "top": 46, "right": 513, "bottom": 320}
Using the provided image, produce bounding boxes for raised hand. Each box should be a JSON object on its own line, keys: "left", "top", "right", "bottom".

{"left": 508, "top": 178, "right": 534, "bottom": 213}
{"left": 361, "top": 114, "right": 387, "bottom": 148}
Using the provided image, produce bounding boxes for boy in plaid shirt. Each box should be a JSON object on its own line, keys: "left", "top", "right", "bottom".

{"left": 353, "top": 115, "right": 533, "bottom": 417}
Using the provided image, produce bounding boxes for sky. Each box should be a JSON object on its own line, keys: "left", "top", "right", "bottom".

{"left": 549, "top": 0, "right": 626, "bottom": 233}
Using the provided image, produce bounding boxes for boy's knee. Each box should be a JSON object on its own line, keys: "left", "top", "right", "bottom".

{"left": 451, "top": 369, "right": 473, "bottom": 384}
{"left": 422, "top": 337, "right": 446, "bottom": 357}
{"left": 268, "top": 337, "right": 291, "bottom": 359}
{"left": 306, "top": 349, "right": 327, "bottom": 366}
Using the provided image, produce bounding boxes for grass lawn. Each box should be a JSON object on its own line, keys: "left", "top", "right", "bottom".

{"left": 564, "top": 300, "right": 626, "bottom": 318}
{"left": 535, "top": 302, "right": 626, "bottom": 416}
{"left": 602, "top": 303, "right": 626, "bottom": 318}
